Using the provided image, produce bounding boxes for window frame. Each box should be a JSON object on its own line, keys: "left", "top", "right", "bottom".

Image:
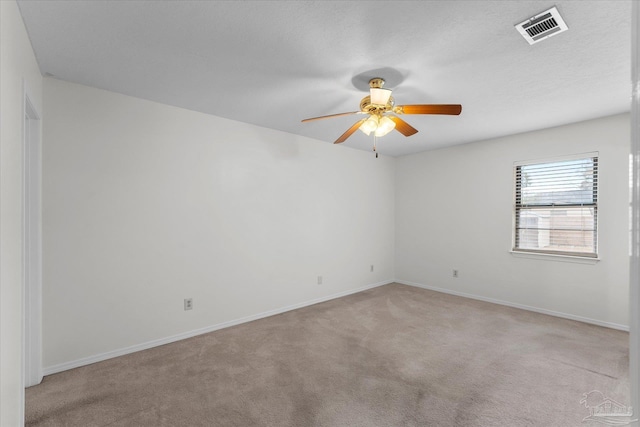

{"left": 512, "top": 152, "right": 599, "bottom": 259}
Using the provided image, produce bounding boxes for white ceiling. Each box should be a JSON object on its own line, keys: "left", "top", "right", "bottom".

{"left": 17, "top": 1, "right": 631, "bottom": 157}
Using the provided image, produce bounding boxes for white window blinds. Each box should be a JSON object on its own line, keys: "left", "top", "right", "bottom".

{"left": 514, "top": 155, "right": 598, "bottom": 258}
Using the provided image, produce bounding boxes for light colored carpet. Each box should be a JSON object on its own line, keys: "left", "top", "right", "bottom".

{"left": 26, "top": 283, "right": 629, "bottom": 426}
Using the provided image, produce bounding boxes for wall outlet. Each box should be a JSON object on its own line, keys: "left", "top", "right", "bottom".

{"left": 184, "top": 298, "right": 193, "bottom": 311}
{"left": 453, "top": 270, "right": 459, "bottom": 278}
{"left": 317, "top": 276, "right": 323, "bottom": 285}
{"left": 370, "top": 265, "right": 374, "bottom": 272}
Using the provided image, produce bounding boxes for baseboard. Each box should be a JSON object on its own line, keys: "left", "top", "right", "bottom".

{"left": 44, "top": 277, "right": 626, "bottom": 376}
{"left": 396, "top": 279, "right": 629, "bottom": 332}
{"left": 43, "top": 279, "right": 393, "bottom": 376}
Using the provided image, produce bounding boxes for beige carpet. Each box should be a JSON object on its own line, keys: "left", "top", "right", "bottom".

{"left": 26, "top": 283, "right": 629, "bottom": 426}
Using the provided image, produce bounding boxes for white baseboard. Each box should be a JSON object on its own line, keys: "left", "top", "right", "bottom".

{"left": 44, "top": 277, "right": 627, "bottom": 376}
{"left": 43, "top": 279, "right": 393, "bottom": 376}
{"left": 396, "top": 279, "right": 630, "bottom": 332}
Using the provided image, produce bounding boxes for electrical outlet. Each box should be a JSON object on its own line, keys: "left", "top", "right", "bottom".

{"left": 370, "top": 265, "right": 374, "bottom": 272}
{"left": 317, "top": 276, "right": 323, "bottom": 285}
{"left": 453, "top": 270, "right": 459, "bottom": 278}
{"left": 184, "top": 298, "right": 193, "bottom": 311}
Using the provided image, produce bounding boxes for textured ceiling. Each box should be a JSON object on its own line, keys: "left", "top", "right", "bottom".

{"left": 17, "top": 1, "right": 631, "bottom": 157}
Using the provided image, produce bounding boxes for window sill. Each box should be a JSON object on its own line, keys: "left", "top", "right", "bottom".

{"left": 509, "top": 250, "right": 600, "bottom": 264}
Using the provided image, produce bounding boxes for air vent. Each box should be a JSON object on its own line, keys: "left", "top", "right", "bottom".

{"left": 515, "top": 6, "right": 568, "bottom": 45}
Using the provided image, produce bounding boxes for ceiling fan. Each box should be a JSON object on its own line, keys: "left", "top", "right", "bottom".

{"left": 301, "top": 78, "right": 462, "bottom": 150}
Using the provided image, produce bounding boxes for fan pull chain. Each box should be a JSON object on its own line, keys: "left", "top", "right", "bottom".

{"left": 373, "top": 136, "right": 378, "bottom": 158}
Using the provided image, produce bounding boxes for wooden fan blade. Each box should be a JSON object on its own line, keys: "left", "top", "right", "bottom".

{"left": 301, "top": 111, "right": 361, "bottom": 122}
{"left": 334, "top": 119, "right": 366, "bottom": 144}
{"left": 396, "top": 104, "right": 462, "bottom": 115}
{"left": 389, "top": 116, "right": 418, "bottom": 137}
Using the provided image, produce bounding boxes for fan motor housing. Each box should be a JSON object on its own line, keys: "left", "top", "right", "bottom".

{"left": 360, "top": 95, "right": 395, "bottom": 114}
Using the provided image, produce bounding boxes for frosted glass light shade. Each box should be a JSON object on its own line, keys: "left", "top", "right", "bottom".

{"left": 370, "top": 88, "right": 392, "bottom": 105}
{"left": 359, "top": 115, "right": 379, "bottom": 135}
{"left": 374, "top": 116, "right": 396, "bottom": 137}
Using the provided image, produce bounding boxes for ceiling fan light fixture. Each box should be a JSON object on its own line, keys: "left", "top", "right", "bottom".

{"left": 301, "top": 75, "right": 461, "bottom": 145}
{"left": 374, "top": 116, "right": 396, "bottom": 137}
{"left": 370, "top": 88, "right": 392, "bottom": 106}
{"left": 359, "top": 115, "right": 379, "bottom": 135}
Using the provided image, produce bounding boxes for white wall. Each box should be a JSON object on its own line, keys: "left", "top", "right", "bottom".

{"left": 396, "top": 114, "right": 630, "bottom": 328}
{"left": 42, "top": 78, "right": 631, "bottom": 372}
{"left": 42, "top": 78, "right": 395, "bottom": 370}
{"left": 0, "top": 0, "right": 43, "bottom": 425}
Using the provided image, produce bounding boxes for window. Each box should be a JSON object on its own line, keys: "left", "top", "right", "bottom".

{"left": 513, "top": 154, "right": 598, "bottom": 258}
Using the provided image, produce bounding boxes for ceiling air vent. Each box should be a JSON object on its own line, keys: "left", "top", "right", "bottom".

{"left": 515, "top": 6, "right": 568, "bottom": 45}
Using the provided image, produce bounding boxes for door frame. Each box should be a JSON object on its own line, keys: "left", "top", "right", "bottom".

{"left": 630, "top": 2, "right": 639, "bottom": 425}
{"left": 23, "top": 81, "right": 42, "bottom": 395}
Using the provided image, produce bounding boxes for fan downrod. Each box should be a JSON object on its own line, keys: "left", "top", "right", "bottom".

{"left": 369, "top": 78, "right": 385, "bottom": 89}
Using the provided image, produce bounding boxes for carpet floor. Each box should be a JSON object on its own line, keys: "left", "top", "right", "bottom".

{"left": 25, "top": 283, "right": 629, "bottom": 426}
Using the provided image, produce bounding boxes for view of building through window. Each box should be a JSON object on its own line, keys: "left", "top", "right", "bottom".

{"left": 514, "top": 156, "right": 598, "bottom": 257}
